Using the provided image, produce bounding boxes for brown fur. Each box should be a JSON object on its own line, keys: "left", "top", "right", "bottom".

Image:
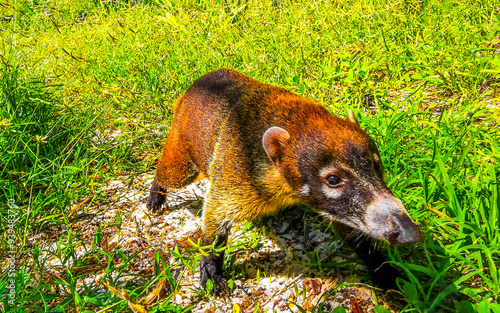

{"left": 147, "top": 69, "right": 421, "bottom": 293}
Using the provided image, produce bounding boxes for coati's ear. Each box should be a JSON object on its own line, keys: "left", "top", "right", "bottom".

{"left": 348, "top": 110, "right": 360, "bottom": 127}
{"left": 263, "top": 126, "right": 290, "bottom": 165}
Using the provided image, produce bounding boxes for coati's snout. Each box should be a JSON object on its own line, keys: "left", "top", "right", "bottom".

{"left": 362, "top": 193, "right": 421, "bottom": 245}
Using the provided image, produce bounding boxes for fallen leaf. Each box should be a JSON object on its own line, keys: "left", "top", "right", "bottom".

{"left": 350, "top": 298, "right": 364, "bottom": 313}
{"left": 144, "top": 278, "right": 168, "bottom": 305}
{"left": 310, "top": 278, "right": 322, "bottom": 295}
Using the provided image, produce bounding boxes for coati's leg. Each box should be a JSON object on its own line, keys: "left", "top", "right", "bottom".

{"left": 199, "top": 184, "right": 235, "bottom": 294}
{"left": 147, "top": 177, "right": 167, "bottom": 212}
{"left": 147, "top": 125, "right": 199, "bottom": 212}
{"left": 332, "top": 221, "right": 401, "bottom": 289}
{"left": 200, "top": 238, "right": 228, "bottom": 295}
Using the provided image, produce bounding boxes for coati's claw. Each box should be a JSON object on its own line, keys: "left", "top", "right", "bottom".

{"left": 200, "top": 253, "right": 228, "bottom": 295}
{"left": 146, "top": 177, "right": 166, "bottom": 212}
{"left": 208, "top": 277, "right": 229, "bottom": 295}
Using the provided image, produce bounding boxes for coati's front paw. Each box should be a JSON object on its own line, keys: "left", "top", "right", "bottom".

{"left": 200, "top": 253, "right": 228, "bottom": 295}
{"left": 146, "top": 177, "right": 166, "bottom": 212}
{"left": 147, "top": 191, "right": 166, "bottom": 212}
{"left": 370, "top": 262, "right": 402, "bottom": 290}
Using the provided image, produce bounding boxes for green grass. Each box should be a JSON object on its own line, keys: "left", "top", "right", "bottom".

{"left": 1, "top": 0, "right": 499, "bottom": 311}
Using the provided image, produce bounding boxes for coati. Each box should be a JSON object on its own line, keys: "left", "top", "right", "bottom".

{"left": 147, "top": 69, "right": 421, "bottom": 293}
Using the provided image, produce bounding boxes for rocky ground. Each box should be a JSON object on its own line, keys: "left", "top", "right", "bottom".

{"left": 36, "top": 172, "right": 404, "bottom": 312}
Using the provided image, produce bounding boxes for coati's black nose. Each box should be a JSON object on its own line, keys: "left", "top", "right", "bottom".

{"left": 388, "top": 212, "right": 422, "bottom": 245}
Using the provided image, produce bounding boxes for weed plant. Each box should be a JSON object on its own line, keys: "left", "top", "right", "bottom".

{"left": 0, "top": 0, "right": 499, "bottom": 312}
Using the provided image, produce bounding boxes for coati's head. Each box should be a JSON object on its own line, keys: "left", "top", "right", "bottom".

{"left": 262, "top": 110, "right": 421, "bottom": 245}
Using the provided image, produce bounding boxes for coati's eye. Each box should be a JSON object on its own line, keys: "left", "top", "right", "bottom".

{"left": 326, "top": 174, "right": 342, "bottom": 187}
